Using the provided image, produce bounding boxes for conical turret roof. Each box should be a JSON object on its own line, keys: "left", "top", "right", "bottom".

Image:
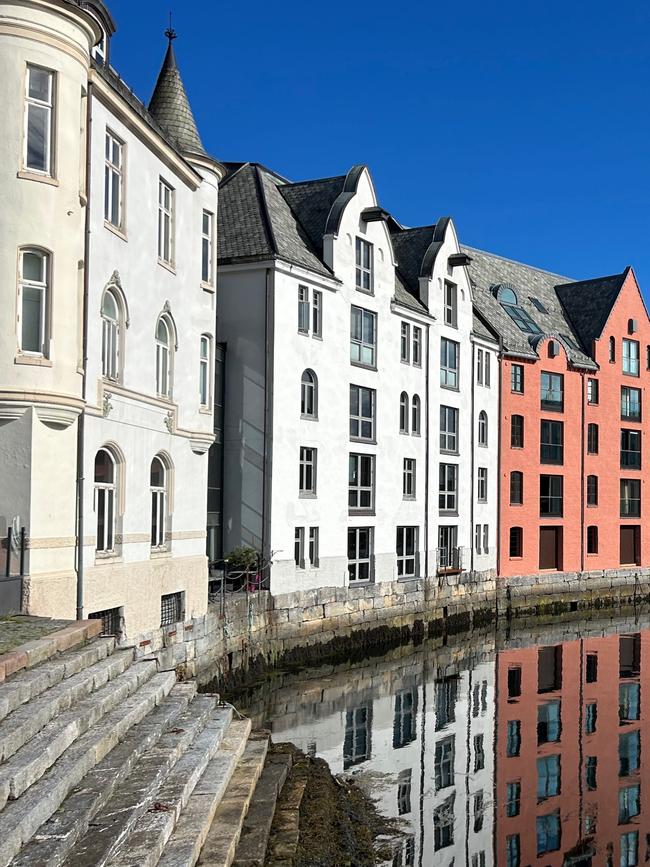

{"left": 148, "top": 31, "right": 206, "bottom": 157}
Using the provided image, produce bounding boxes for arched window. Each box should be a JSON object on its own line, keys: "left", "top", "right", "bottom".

{"left": 412, "top": 395, "right": 421, "bottom": 435}
{"left": 101, "top": 289, "right": 121, "bottom": 380}
{"left": 95, "top": 448, "right": 116, "bottom": 552}
{"left": 609, "top": 336, "right": 616, "bottom": 363}
{"left": 155, "top": 315, "right": 173, "bottom": 398}
{"left": 478, "top": 410, "right": 488, "bottom": 446}
{"left": 150, "top": 456, "right": 168, "bottom": 548}
{"left": 18, "top": 248, "right": 49, "bottom": 356}
{"left": 399, "top": 392, "right": 409, "bottom": 434}
{"left": 199, "top": 335, "right": 211, "bottom": 407}
{"left": 301, "top": 369, "right": 317, "bottom": 418}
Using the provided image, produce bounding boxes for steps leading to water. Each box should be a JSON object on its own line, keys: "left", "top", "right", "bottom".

{"left": 0, "top": 623, "right": 263, "bottom": 867}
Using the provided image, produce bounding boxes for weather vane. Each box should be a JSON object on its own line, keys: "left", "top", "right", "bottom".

{"left": 165, "top": 12, "right": 177, "bottom": 42}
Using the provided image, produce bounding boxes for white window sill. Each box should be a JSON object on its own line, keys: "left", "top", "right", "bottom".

{"left": 17, "top": 170, "right": 58, "bottom": 187}
{"left": 15, "top": 354, "right": 52, "bottom": 367}
{"left": 150, "top": 548, "right": 172, "bottom": 559}
{"left": 104, "top": 220, "right": 128, "bottom": 242}
{"left": 158, "top": 259, "right": 176, "bottom": 275}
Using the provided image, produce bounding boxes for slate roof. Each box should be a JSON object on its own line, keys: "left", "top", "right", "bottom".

{"left": 556, "top": 270, "right": 629, "bottom": 353}
{"left": 464, "top": 245, "right": 598, "bottom": 369}
{"left": 148, "top": 38, "right": 206, "bottom": 157}
{"left": 278, "top": 176, "right": 346, "bottom": 258}
{"left": 472, "top": 312, "right": 499, "bottom": 343}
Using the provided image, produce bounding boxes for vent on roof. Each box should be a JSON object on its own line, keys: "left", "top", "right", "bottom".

{"left": 629, "top": 319, "right": 638, "bottom": 335}
{"left": 548, "top": 340, "right": 560, "bottom": 358}
{"left": 529, "top": 297, "right": 549, "bottom": 314}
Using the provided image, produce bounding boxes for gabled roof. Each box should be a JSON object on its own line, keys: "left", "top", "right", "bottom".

{"left": 390, "top": 225, "right": 438, "bottom": 295}
{"left": 473, "top": 311, "right": 499, "bottom": 344}
{"left": 555, "top": 269, "right": 629, "bottom": 352}
{"left": 465, "top": 245, "right": 597, "bottom": 369}
{"left": 278, "top": 176, "right": 347, "bottom": 258}
{"left": 148, "top": 36, "right": 206, "bottom": 157}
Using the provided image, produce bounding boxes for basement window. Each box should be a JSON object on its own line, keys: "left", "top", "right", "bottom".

{"left": 160, "top": 591, "right": 184, "bottom": 627}
{"left": 89, "top": 606, "right": 124, "bottom": 639}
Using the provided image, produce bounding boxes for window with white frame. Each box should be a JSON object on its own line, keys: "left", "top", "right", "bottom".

{"left": 400, "top": 321, "right": 410, "bottom": 362}
{"left": 294, "top": 527, "right": 305, "bottom": 568}
{"left": 440, "top": 338, "right": 459, "bottom": 388}
{"left": 440, "top": 406, "right": 458, "bottom": 453}
{"left": 199, "top": 335, "right": 211, "bottom": 407}
{"left": 18, "top": 248, "right": 49, "bottom": 355}
{"left": 92, "top": 30, "right": 107, "bottom": 64}
{"left": 299, "top": 446, "right": 317, "bottom": 495}
{"left": 24, "top": 65, "right": 55, "bottom": 175}
{"left": 297, "top": 287, "right": 322, "bottom": 336}
{"left": 349, "top": 453, "right": 375, "bottom": 511}
{"left": 150, "top": 456, "right": 168, "bottom": 548}
{"left": 347, "top": 527, "right": 373, "bottom": 582}
{"left": 95, "top": 448, "right": 116, "bottom": 552}
{"left": 413, "top": 326, "right": 422, "bottom": 366}
{"left": 312, "top": 290, "right": 322, "bottom": 336}
{"left": 104, "top": 130, "right": 124, "bottom": 229}
{"left": 396, "top": 526, "right": 418, "bottom": 578}
{"left": 412, "top": 395, "right": 421, "bottom": 435}
{"left": 101, "top": 288, "right": 121, "bottom": 380}
{"left": 301, "top": 369, "right": 317, "bottom": 418}
{"left": 477, "top": 349, "right": 484, "bottom": 385}
{"left": 483, "top": 524, "right": 489, "bottom": 552}
{"left": 475, "top": 524, "right": 482, "bottom": 554}
{"left": 158, "top": 178, "right": 174, "bottom": 265}
{"left": 485, "top": 351, "right": 491, "bottom": 386}
{"left": 298, "top": 285, "right": 309, "bottom": 333}
{"left": 399, "top": 392, "right": 409, "bottom": 434}
{"left": 355, "top": 237, "right": 373, "bottom": 292}
{"left": 350, "top": 306, "right": 376, "bottom": 367}
{"left": 201, "top": 210, "right": 214, "bottom": 285}
{"left": 478, "top": 410, "right": 488, "bottom": 446}
{"left": 309, "top": 526, "right": 319, "bottom": 567}
{"left": 403, "top": 458, "right": 416, "bottom": 499}
{"left": 155, "top": 315, "right": 173, "bottom": 398}
{"left": 350, "top": 385, "right": 375, "bottom": 440}
{"left": 623, "top": 338, "right": 640, "bottom": 376}
{"left": 477, "top": 467, "right": 488, "bottom": 502}
{"left": 444, "top": 281, "right": 457, "bottom": 327}
{"left": 439, "top": 464, "right": 458, "bottom": 513}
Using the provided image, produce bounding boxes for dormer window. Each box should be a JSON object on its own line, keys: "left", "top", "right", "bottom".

{"left": 92, "top": 30, "right": 107, "bottom": 65}
{"left": 355, "top": 238, "right": 373, "bottom": 293}
{"left": 495, "top": 283, "right": 542, "bottom": 335}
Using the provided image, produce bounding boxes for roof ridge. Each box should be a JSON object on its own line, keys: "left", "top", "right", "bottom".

{"left": 252, "top": 165, "right": 279, "bottom": 257}
{"left": 462, "top": 243, "right": 574, "bottom": 283}
{"left": 555, "top": 270, "right": 627, "bottom": 289}
{"left": 283, "top": 173, "right": 347, "bottom": 188}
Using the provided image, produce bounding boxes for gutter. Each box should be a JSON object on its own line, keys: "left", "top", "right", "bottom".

{"left": 75, "top": 80, "right": 93, "bottom": 620}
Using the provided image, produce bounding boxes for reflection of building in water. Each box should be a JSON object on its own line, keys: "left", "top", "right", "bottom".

{"left": 255, "top": 640, "right": 496, "bottom": 867}
{"left": 496, "top": 631, "right": 648, "bottom": 866}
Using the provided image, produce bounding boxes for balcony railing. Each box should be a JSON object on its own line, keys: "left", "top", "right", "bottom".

{"left": 436, "top": 546, "right": 463, "bottom": 574}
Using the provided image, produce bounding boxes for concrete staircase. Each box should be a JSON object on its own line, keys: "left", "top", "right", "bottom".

{"left": 0, "top": 625, "right": 262, "bottom": 867}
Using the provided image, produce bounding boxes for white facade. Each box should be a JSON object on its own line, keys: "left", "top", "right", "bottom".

{"left": 0, "top": 0, "right": 221, "bottom": 636}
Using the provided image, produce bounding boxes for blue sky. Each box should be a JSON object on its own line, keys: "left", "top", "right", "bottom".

{"left": 108, "top": 0, "right": 650, "bottom": 288}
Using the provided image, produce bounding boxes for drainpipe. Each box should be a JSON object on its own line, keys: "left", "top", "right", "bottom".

{"left": 580, "top": 372, "right": 586, "bottom": 573}
{"left": 424, "top": 322, "right": 430, "bottom": 582}
{"left": 470, "top": 342, "right": 475, "bottom": 574}
{"left": 75, "top": 80, "right": 93, "bottom": 621}
{"left": 261, "top": 268, "right": 273, "bottom": 567}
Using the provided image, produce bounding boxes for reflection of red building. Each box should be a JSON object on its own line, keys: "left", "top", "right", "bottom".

{"left": 469, "top": 250, "right": 650, "bottom": 577}
{"left": 496, "top": 631, "right": 648, "bottom": 866}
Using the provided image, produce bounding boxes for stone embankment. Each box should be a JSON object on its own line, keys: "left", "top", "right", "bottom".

{"left": 0, "top": 620, "right": 266, "bottom": 867}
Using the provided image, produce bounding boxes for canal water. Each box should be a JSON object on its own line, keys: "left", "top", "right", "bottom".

{"left": 234, "top": 611, "right": 650, "bottom": 866}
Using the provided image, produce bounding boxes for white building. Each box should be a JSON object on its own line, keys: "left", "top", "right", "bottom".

{"left": 215, "top": 163, "right": 498, "bottom": 592}
{"left": 0, "top": 0, "right": 221, "bottom": 637}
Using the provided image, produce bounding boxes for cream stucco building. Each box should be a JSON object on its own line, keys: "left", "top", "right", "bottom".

{"left": 0, "top": 0, "right": 222, "bottom": 637}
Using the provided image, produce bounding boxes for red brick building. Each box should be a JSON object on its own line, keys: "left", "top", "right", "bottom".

{"left": 467, "top": 248, "right": 650, "bottom": 577}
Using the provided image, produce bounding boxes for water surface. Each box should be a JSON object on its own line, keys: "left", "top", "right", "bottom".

{"left": 237, "top": 612, "right": 650, "bottom": 866}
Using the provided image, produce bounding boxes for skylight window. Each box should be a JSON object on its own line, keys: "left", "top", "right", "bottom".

{"left": 529, "top": 297, "right": 549, "bottom": 314}
{"left": 503, "top": 305, "right": 543, "bottom": 335}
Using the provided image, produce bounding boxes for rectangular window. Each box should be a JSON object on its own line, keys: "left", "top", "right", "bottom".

{"left": 540, "top": 419, "right": 563, "bottom": 464}
{"left": 621, "top": 386, "right": 642, "bottom": 421}
{"left": 476, "top": 348, "right": 484, "bottom": 385}
{"left": 397, "top": 769, "right": 411, "bottom": 816}
{"left": 537, "top": 755, "right": 560, "bottom": 799}
{"left": 587, "top": 377, "right": 599, "bottom": 405}
{"left": 308, "top": 526, "right": 319, "bottom": 568}
{"left": 587, "top": 525, "right": 598, "bottom": 553}
{"left": 348, "top": 453, "right": 375, "bottom": 511}
{"left": 620, "top": 831, "right": 639, "bottom": 867}
{"left": 350, "top": 306, "right": 376, "bottom": 367}
{"left": 438, "top": 464, "right": 457, "bottom": 512}
{"left": 444, "top": 281, "right": 457, "bottom": 327}
{"left": 585, "top": 702, "right": 597, "bottom": 734}
{"left": 619, "top": 785, "right": 641, "bottom": 823}
{"left": 477, "top": 467, "right": 488, "bottom": 503}
{"left": 506, "top": 719, "right": 521, "bottom": 757}
{"left": 199, "top": 214, "right": 215, "bottom": 289}
{"left": 396, "top": 526, "right": 418, "bottom": 578}
{"left": 435, "top": 677, "right": 457, "bottom": 730}
{"left": 585, "top": 756, "right": 597, "bottom": 790}
{"left": 434, "top": 794, "right": 455, "bottom": 850}
{"left": 586, "top": 653, "right": 598, "bottom": 682}
{"left": 434, "top": 736, "right": 455, "bottom": 790}
{"left": 160, "top": 591, "right": 183, "bottom": 627}
{"left": 393, "top": 687, "right": 418, "bottom": 749}
{"left": 623, "top": 338, "right": 640, "bottom": 376}
{"left": 541, "top": 371, "right": 564, "bottom": 411}
{"left": 506, "top": 782, "right": 520, "bottom": 817}
{"left": 403, "top": 458, "right": 416, "bottom": 499}
{"left": 587, "top": 475, "right": 598, "bottom": 506}
{"left": 506, "top": 835, "right": 520, "bottom": 867}
{"left": 540, "top": 474, "right": 563, "bottom": 517}
{"left": 475, "top": 523, "right": 482, "bottom": 554}
{"left": 299, "top": 446, "right": 317, "bottom": 496}
{"left": 294, "top": 527, "right": 305, "bottom": 568}
{"left": 620, "top": 730, "right": 641, "bottom": 776}
{"left": 199, "top": 335, "right": 210, "bottom": 407}
{"left": 485, "top": 352, "right": 491, "bottom": 386}
{"left": 347, "top": 527, "right": 373, "bottom": 583}
{"left": 344, "top": 705, "right": 372, "bottom": 768}
{"left": 621, "top": 479, "right": 641, "bottom": 517}
{"left": 18, "top": 248, "right": 49, "bottom": 356}
{"left": 355, "top": 237, "right": 373, "bottom": 292}
{"left": 619, "top": 683, "right": 640, "bottom": 722}
{"left": 24, "top": 65, "right": 54, "bottom": 175}
{"left": 298, "top": 285, "right": 310, "bottom": 333}
{"left": 412, "top": 326, "right": 422, "bottom": 365}
{"left": 621, "top": 429, "right": 641, "bottom": 469}
{"left": 473, "top": 734, "right": 485, "bottom": 772}
{"left": 538, "top": 701, "right": 561, "bottom": 743}
{"left": 312, "top": 290, "right": 322, "bottom": 337}
{"left": 536, "top": 812, "right": 561, "bottom": 856}
{"left": 104, "top": 130, "right": 124, "bottom": 229}
{"left": 440, "top": 338, "right": 459, "bottom": 388}
{"left": 483, "top": 523, "right": 489, "bottom": 553}
{"left": 349, "top": 385, "right": 375, "bottom": 440}
{"left": 158, "top": 178, "right": 175, "bottom": 265}
{"left": 440, "top": 406, "right": 458, "bottom": 453}
{"left": 511, "top": 415, "right": 524, "bottom": 448}
{"left": 509, "top": 527, "right": 523, "bottom": 557}
{"left": 620, "top": 634, "right": 641, "bottom": 677}
{"left": 538, "top": 646, "right": 562, "bottom": 692}
{"left": 511, "top": 364, "right": 524, "bottom": 394}
{"left": 400, "top": 321, "right": 410, "bottom": 362}
{"left": 473, "top": 791, "right": 484, "bottom": 832}
{"left": 587, "top": 423, "right": 599, "bottom": 455}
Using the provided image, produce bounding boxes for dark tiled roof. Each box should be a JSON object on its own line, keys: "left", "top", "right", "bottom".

{"left": 555, "top": 270, "right": 628, "bottom": 353}
{"left": 472, "top": 312, "right": 499, "bottom": 343}
{"left": 278, "top": 176, "right": 346, "bottom": 258}
{"left": 391, "top": 225, "right": 437, "bottom": 294}
{"left": 464, "top": 245, "right": 597, "bottom": 369}
{"left": 394, "top": 273, "right": 428, "bottom": 314}
{"left": 148, "top": 40, "right": 206, "bottom": 156}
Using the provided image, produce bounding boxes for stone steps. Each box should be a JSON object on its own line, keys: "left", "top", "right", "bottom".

{"left": 196, "top": 731, "right": 269, "bottom": 867}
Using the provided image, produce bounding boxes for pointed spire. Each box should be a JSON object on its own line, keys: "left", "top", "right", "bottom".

{"left": 148, "top": 25, "right": 206, "bottom": 157}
